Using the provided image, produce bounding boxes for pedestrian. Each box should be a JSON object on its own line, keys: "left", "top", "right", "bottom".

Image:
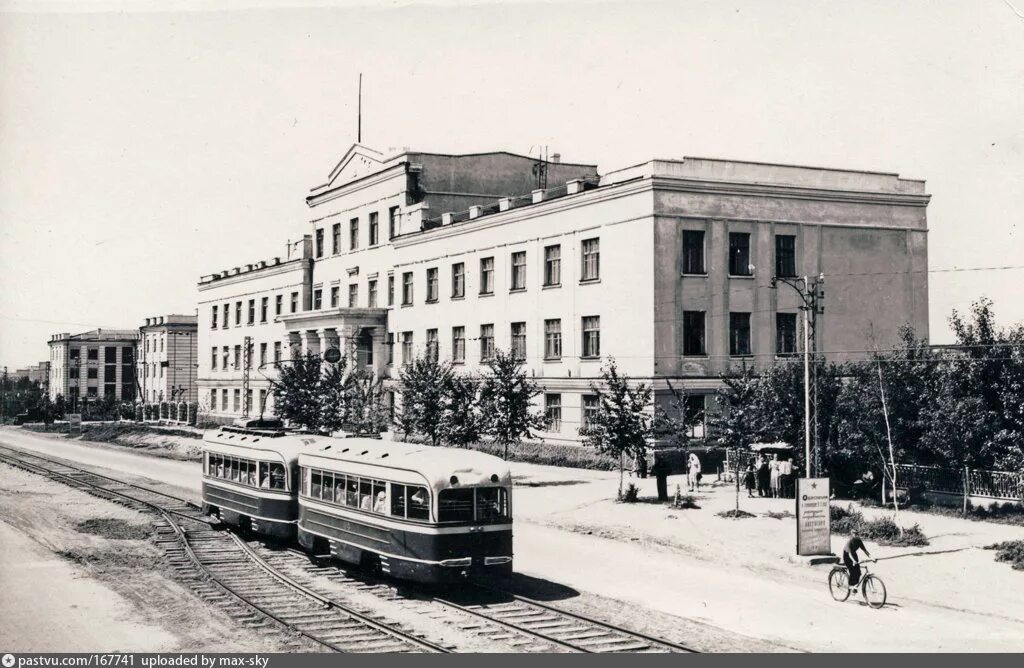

{"left": 756, "top": 455, "right": 770, "bottom": 497}
{"left": 769, "top": 454, "right": 780, "bottom": 498}
{"left": 687, "top": 452, "right": 702, "bottom": 492}
{"left": 743, "top": 464, "right": 756, "bottom": 497}
{"left": 778, "top": 457, "right": 793, "bottom": 498}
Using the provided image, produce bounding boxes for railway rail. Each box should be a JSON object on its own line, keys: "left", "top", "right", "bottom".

{"left": 0, "top": 443, "right": 449, "bottom": 654}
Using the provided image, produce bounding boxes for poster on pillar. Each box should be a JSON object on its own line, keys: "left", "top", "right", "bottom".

{"left": 796, "top": 477, "right": 831, "bottom": 556}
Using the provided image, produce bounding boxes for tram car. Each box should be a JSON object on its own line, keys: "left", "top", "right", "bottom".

{"left": 297, "top": 438, "right": 513, "bottom": 584}
{"left": 201, "top": 420, "right": 319, "bottom": 540}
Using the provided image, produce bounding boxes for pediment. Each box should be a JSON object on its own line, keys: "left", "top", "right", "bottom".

{"left": 325, "top": 143, "right": 385, "bottom": 188}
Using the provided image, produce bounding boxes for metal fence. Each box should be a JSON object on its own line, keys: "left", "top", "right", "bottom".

{"left": 894, "top": 463, "right": 1024, "bottom": 501}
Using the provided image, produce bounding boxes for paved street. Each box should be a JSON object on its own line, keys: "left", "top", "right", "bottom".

{"left": 4, "top": 426, "right": 1024, "bottom": 651}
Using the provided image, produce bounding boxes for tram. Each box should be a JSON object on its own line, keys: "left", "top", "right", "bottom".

{"left": 297, "top": 438, "right": 513, "bottom": 584}
{"left": 201, "top": 420, "right": 318, "bottom": 539}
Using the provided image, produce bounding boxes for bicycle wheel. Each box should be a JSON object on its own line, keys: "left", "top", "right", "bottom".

{"left": 862, "top": 574, "right": 887, "bottom": 609}
{"left": 829, "top": 567, "right": 851, "bottom": 602}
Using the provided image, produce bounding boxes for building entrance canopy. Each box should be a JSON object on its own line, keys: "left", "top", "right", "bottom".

{"left": 277, "top": 307, "right": 388, "bottom": 370}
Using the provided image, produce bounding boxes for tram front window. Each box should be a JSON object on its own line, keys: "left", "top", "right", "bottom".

{"left": 438, "top": 488, "right": 475, "bottom": 523}
{"left": 476, "top": 487, "right": 510, "bottom": 523}
{"left": 268, "top": 463, "right": 286, "bottom": 491}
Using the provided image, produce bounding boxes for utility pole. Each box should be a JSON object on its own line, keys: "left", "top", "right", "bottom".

{"left": 771, "top": 273, "right": 825, "bottom": 478}
{"left": 242, "top": 336, "right": 253, "bottom": 418}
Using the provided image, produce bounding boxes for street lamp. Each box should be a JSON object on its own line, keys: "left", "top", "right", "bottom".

{"left": 770, "top": 273, "right": 824, "bottom": 479}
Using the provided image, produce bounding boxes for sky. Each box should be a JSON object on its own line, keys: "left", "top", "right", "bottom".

{"left": 1, "top": 0, "right": 1022, "bottom": 368}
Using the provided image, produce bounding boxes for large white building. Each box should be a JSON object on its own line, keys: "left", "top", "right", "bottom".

{"left": 197, "top": 144, "right": 930, "bottom": 440}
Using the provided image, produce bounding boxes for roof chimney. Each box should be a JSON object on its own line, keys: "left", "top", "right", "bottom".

{"left": 551, "top": 153, "right": 561, "bottom": 164}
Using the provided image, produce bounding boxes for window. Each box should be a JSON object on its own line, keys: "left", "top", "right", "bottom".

{"left": 426, "top": 267, "right": 439, "bottom": 302}
{"left": 775, "top": 234, "right": 796, "bottom": 278}
{"left": 368, "top": 279, "right": 378, "bottom": 307}
{"left": 402, "top": 272, "right": 413, "bottom": 305}
{"left": 330, "top": 286, "right": 339, "bottom": 308}
{"left": 122, "top": 347, "right": 134, "bottom": 365}
{"left": 87, "top": 367, "right": 98, "bottom": 380}
{"left": 234, "top": 345, "right": 241, "bottom": 369}
{"left": 104, "top": 383, "right": 116, "bottom": 398}
{"left": 544, "top": 245, "right": 561, "bottom": 286}
{"left": 222, "top": 346, "right": 229, "bottom": 369}
{"left": 275, "top": 294, "right": 283, "bottom": 316}
{"left": 233, "top": 389, "right": 241, "bottom": 412}
{"left": 480, "top": 257, "right": 495, "bottom": 294}
{"left": 332, "top": 222, "right": 341, "bottom": 254}
{"left": 581, "top": 238, "right": 600, "bottom": 281}
{"left": 87, "top": 347, "right": 99, "bottom": 361}
{"left": 480, "top": 324, "right": 495, "bottom": 361}
{"left": 69, "top": 368, "right": 79, "bottom": 379}
{"left": 211, "top": 305, "right": 218, "bottom": 329}
{"left": 401, "top": 332, "right": 413, "bottom": 365}
{"left": 682, "top": 230, "right": 705, "bottom": 274}
{"left": 273, "top": 341, "right": 282, "bottom": 363}
{"left": 438, "top": 488, "right": 475, "bottom": 523}
{"left": 259, "top": 389, "right": 267, "bottom": 416}
{"left": 452, "top": 326, "right": 465, "bottom": 363}
{"left": 70, "top": 347, "right": 80, "bottom": 360}
{"left": 777, "top": 313, "right": 798, "bottom": 355}
{"left": 387, "top": 333, "right": 394, "bottom": 365}
{"left": 685, "top": 395, "right": 706, "bottom": 438}
{"left": 315, "top": 228, "right": 324, "bottom": 258}
{"left": 388, "top": 275, "right": 395, "bottom": 306}
{"left": 104, "top": 365, "right": 116, "bottom": 382}
{"left": 581, "top": 316, "right": 600, "bottom": 358}
{"left": 683, "top": 311, "right": 706, "bottom": 356}
{"left": 476, "top": 487, "right": 510, "bottom": 523}
{"left": 545, "top": 393, "right": 562, "bottom": 431}
{"left": 426, "top": 328, "right": 439, "bottom": 361}
{"left": 369, "top": 212, "right": 379, "bottom": 246}
{"left": 544, "top": 319, "right": 562, "bottom": 360}
{"left": 730, "top": 312, "right": 752, "bottom": 357}
{"left": 348, "top": 284, "right": 358, "bottom": 308}
{"left": 221, "top": 389, "right": 228, "bottom": 410}
{"left": 391, "top": 483, "right": 429, "bottom": 521}
{"left": 582, "top": 394, "right": 599, "bottom": 430}
{"left": 511, "top": 322, "right": 526, "bottom": 360}
{"left": 451, "top": 262, "right": 465, "bottom": 298}
{"left": 105, "top": 346, "right": 116, "bottom": 363}
{"left": 350, "top": 217, "right": 359, "bottom": 250}
{"left": 729, "top": 232, "right": 752, "bottom": 276}
{"left": 313, "top": 289, "right": 322, "bottom": 310}
{"left": 222, "top": 303, "right": 230, "bottom": 329}
{"left": 259, "top": 342, "right": 267, "bottom": 367}
{"left": 290, "top": 292, "right": 298, "bottom": 313}
{"left": 210, "top": 389, "right": 217, "bottom": 411}
{"left": 86, "top": 386, "right": 98, "bottom": 397}
{"left": 260, "top": 297, "right": 269, "bottom": 322}
{"left": 245, "top": 389, "right": 253, "bottom": 414}
{"left": 211, "top": 347, "right": 218, "bottom": 371}
{"left": 388, "top": 206, "right": 399, "bottom": 240}
{"left": 248, "top": 299, "right": 255, "bottom": 324}
{"left": 235, "top": 301, "right": 242, "bottom": 325}
{"left": 510, "top": 251, "right": 526, "bottom": 290}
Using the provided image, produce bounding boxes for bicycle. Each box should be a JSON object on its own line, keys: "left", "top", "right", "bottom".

{"left": 828, "top": 558, "right": 887, "bottom": 609}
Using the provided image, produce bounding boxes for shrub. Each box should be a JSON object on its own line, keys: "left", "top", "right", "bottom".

{"left": 621, "top": 483, "right": 640, "bottom": 503}
{"left": 985, "top": 540, "right": 1024, "bottom": 571}
{"left": 460, "top": 439, "right": 618, "bottom": 470}
{"left": 717, "top": 509, "right": 756, "bottom": 519}
{"left": 830, "top": 503, "right": 929, "bottom": 546}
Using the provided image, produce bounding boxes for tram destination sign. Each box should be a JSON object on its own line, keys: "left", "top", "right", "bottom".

{"left": 796, "top": 477, "right": 831, "bottom": 556}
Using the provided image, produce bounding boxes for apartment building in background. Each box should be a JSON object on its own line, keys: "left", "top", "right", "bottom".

{"left": 12, "top": 362, "right": 50, "bottom": 391}
{"left": 197, "top": 143, "right": 930, "bottom": 440}
{"left": 138, "top": 314, "right": 199, "bottom": 404}
{"left": 47, "top": 329, "right": 140, "bottom": 407}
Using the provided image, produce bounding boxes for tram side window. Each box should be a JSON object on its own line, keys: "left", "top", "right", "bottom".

{"left": 216, "top": 456, "right": 224, "bottom": 478}
{"left": 333, "top": 474, "right": 346, "bottom": 504}
{"left": 476, "top": 487, "right": 511, "bottom": 522}
{"left": 321, "top": 472, "right": 334, "bottom": 501}
{"left": 438, "top": 488, "right": 475, "bottom": 523}
{"left": 268, "top": 464, "right": 286, "bottom": 491}
{"left": 346, "top": 476, "right": 359, "bottom": 507}
{"left": 390, "top": 483, "right": 407, "bottom": 518}
{"left": 259, "top": 462, "right": 270, "bottom": 489}
{"left": 311, "top": 470, "right": 322, "bottom": 499}
{"left": 246, "top": 461, "right": 256, "bottom": 486}
{"left": 372, "top": 480, "right": 386, "bottom": 513}
{"left": 390, "top": 484, "right": 429, "bottom": 521}
{"left": 301, "top": 467, "right": 309, "bottom": 496}
{"left": 359, "top": 479, "right": 373, "bottom": 510}
{"left": 230, "top": 458, "right": 240, "bottom": 482}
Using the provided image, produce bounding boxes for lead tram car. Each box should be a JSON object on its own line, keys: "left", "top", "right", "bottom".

{"left": 298, "top": 439, "right": 514, "bottom": 584}
{"left": 201, "top": 420, "right": 311, "bottom": 540}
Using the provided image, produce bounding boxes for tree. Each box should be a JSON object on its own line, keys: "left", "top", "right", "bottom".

{"left": 53, "top": 394, "right": 66, "bottom": 419}
{"left": 479, "top": 349, "right": 547, "bottom": 460}
{"left": 395, "top": 354, "right": 456, "bottom": 446}
{"left": 272, "top": 352, "right": 327, "bottom": 431}
{"left": 344, "top": 368, "right": 392, "bottom": 437}
{"left": 653, "top": 380, "right": 698, "bottom": 450}
{"left": 440, "top": 374, "right": 485, "bottom": 448}
{"left": 579, "top": 358, "right": 654, "bottom": 500}
{"left": 319, "top": 355, "right": 355, "bottom": 434}
{"left": 708, "top": 363, "right": 763, "bottom": 512}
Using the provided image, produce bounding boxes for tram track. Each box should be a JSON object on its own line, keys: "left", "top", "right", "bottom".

{"left": 0, "top": 443, "right": 450, "bottom": 654}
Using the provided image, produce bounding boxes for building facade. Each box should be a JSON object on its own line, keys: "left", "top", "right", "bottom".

{"left": 197, "top": 144, "right": 930, "bottom": 439}
{"left": 138, "top": 314, "right": 199, "bottom": 404}
{"left": 48, "top": 329, "right": 139, "bottom": 407}
{"left": 12, "top": 362, "right": 50, "bottom": 391}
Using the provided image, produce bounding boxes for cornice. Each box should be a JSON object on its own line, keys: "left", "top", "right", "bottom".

{"left": 650, "top": 176, "right": 931, "bottom": 208}
{"left": 306, "top": 162, "right": 407, "bottom": 209}
{"left": 198, "top": 259, "right": 307, "bottom": 292}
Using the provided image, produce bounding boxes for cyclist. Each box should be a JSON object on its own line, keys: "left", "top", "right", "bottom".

{"left": 842, "top": 529, "right": 872, "bottom": 592}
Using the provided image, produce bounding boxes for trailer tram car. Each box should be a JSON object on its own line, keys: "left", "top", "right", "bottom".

{"left": 201, "top": 424, "right": 316, "bottom": 540}
{"left": 297, "top": 439, "right": 513, "bottom": 584}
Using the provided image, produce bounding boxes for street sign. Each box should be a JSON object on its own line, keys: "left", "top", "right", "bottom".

{"left": 68, "top": 413, "right": 82, "bottom": 436}
{"left": 796, "top": 477, "right": 831, "bottom": 555}
{"left": 323, "top": 347, "right": 342, "bottom": 364}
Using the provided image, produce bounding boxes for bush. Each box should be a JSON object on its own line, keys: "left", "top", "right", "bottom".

{"left": 985, "top": 540, "right": 1024, "bottom": 571}
{"left": 459, "top": 439, "right": 618, "bottom": 470}
{"left": 830, "top": 503, "right": 930, "bottom": 546}
{"left": 620, "top": 483, "right": 640, "bottom": 503}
